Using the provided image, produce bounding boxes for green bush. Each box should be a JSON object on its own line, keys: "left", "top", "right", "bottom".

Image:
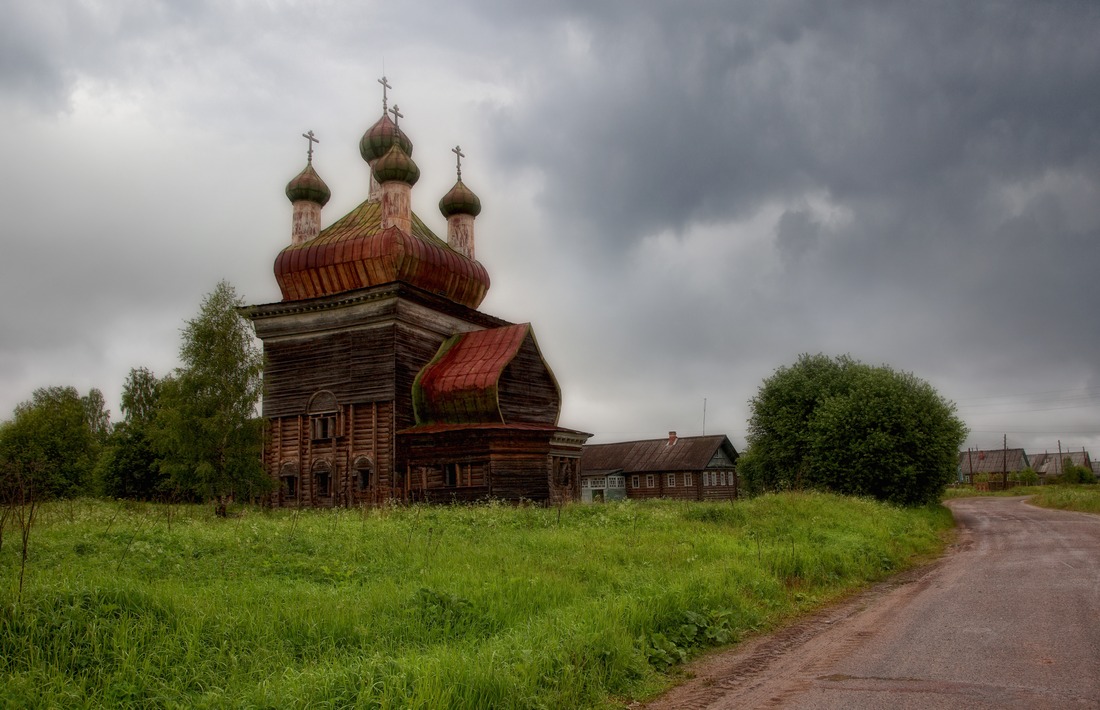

{"left": 740, "top": 354, "right": 967, "bottom": 505}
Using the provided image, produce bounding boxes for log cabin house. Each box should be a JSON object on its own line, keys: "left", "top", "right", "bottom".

{"left": 243, "top": 82, "right": 590, "bottom": 507}
{"left": 579, "top": 432, "right": 740, "bottom": 502}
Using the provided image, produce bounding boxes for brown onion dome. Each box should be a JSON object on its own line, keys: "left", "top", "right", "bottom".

{"left": 372, "top": 144, "right": 420, "bottom": 186}
{"left": 285, "top": 162, "right": 331, "bottom": 206}
{"left": 439, "top": 179, "right": 482, "bottom": 218}
{"left": 359, "top": 114, "right": 413, "bottom": 163}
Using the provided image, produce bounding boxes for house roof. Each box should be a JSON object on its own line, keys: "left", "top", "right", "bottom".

{"left": 273, "top": 199, "right": 490, "bottom": 307}
{"left": 581, "top": 435, "right": 738, "bottom": 475}
{"left": 1028, "top": 451, "right": 1090, "bottom": 475}
{"left": 956, "top": 448, "right": 1029, "bottom": 474}
{"left": 412, "top": 324, "right": 531, "bottom": 425}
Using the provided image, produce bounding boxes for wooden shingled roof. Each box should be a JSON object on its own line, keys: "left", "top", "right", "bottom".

{"left": 273, "top": 199, "right": 490, "bottom": 307}
{"left": 411, "top": 323, "right": 561, "bottom": 427}
{"left": 1028, "top": 451, "right": 1090, "bottom": 476}
{"left": 581, "top": 435, "right": 738, "bottom": 474}
{"left": 956, "top": 448, "right": 1029, "bottom": 474}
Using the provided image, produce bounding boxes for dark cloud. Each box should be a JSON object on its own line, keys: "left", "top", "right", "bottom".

{"left": 2, "top": 0, "right": 1098, "bottom": 454}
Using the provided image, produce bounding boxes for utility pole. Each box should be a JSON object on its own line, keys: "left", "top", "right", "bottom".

{"left": 702, "top": 398, "right": 707, "bottom": 436}
{"left": 1003, "top": 434, "right": 1008, "bottom": 490}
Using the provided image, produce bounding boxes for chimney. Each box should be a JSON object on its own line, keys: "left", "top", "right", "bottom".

{"left": 668, "top": 431, "right": 677, "bottom": 446}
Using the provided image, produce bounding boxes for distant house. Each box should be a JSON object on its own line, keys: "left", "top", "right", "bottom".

{"left": 957, "top": 448, "right": 1030, "bottom": 484}
{"left": 1029, "top": 451, "right": 1092, "bottom": 482}
{"left": 579, "top": 432, "right": 739, "bottom": 502}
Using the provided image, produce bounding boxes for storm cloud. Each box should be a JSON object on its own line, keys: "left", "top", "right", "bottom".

{"left": 2, "top": 0, "right": 1098, "bottom": 454}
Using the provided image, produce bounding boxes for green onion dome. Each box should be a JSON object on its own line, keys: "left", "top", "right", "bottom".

{"left": 359, "top": 114, "right": 413, "bottom": 163}
{"left": 439, "top": 179, "right": 482, "bottom": 218}
{"left": 372, "top": 144, "right": 420, "bottom": 186}
{"left": 285, "top": 162, "right": 331, "bottom": 206}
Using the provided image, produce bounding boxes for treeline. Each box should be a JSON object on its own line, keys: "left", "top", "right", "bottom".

{"left": 0, "top": 282, "right": 269, "bottom": 509}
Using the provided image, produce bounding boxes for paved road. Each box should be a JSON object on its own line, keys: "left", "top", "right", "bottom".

{"left": 645, "top": 497, "right": 1100, "bottom": 709}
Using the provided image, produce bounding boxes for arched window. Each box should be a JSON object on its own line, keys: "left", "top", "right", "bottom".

{"left": 307, "top": 391, "right": 339, "bottom": 441}
{"left": 280, "top": 460, "right": 299, "bottom": 498}
{"left": 312, "top": 459, "right": 333, "bottom": 497}
{"left": 353, "top": 455, "right": 373, "bottom": 491}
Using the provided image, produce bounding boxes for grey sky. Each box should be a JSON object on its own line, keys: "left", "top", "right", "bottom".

{"left": 2, "top": 1, "right": 1098, "bottom": 455}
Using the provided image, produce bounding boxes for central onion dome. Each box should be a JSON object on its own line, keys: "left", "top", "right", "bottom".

{"left": 273, "top": 108, "right": 489, "bottom": 309}
{"left": 360, "top": 114, "right": 413, "bottom": 163}
{"left": 372, "top": 143, "right": 420, "bottom": 185}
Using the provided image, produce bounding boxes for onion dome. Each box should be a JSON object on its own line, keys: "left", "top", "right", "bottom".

{"left": 285, "top": 162, "right": 331, "bottom": 206}
{"left": 359, "top": 114, "right": 413, "bottom": 163}
{"left": 372, "top": 144, "right": 420, "bottom": 186}
{"left": 439, "top": 179, "right": 482, "bottom": 218}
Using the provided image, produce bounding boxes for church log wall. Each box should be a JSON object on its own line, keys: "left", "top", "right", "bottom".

{"left": 497, "top": 335, "right": 560, "bottom": 426}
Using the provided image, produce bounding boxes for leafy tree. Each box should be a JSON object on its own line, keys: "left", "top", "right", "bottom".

{"left": 1059, "top": 459, "right": 1097, "bottom": 484}
{"left": 740, "top": 353, "right": 967, "bottom": 505}
{"left": 0, "top": 386, "right": 102, "bottom": 499}
{"left": 1011, "top": 468, "right": 1039, "bottom": 486}
{"left": 96, "top": 368, "right": 168, "bottom": 499}
{"left": 151, "top": 281, "right": 268, "bottom": 509}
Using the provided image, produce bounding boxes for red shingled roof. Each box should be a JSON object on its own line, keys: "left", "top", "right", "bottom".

{"left": 274, "top": 199, "right": 490, "bottom": 307}
{"left": 412, "top": 324, "right": 530, "bottom": 425}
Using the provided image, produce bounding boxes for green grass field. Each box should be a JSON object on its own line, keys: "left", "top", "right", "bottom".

{"left": 1026, "top": 486, "right": 1100, "bottom": 514}
{"left": 1, "top": 494, "right": 952, "bottom": 709}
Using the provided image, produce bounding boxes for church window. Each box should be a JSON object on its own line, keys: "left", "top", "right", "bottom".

{"left": 353, "top": 456, "right": 372, "bottom": 491}
{"left": 312, "top": 460, "right": 332, "bottom": 497}
{"left": 308, "top": 391, "right": 339, "bottom": 441}
{"left": 311, "top": 415, "right": 336, "bottom": 441}
{"left": 281, "top": 475, "right": 298, "bottom": 497}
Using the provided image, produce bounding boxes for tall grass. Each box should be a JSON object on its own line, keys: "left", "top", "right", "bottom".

{"left": 1027, "top": 486, "right": 1100, "bottom": 514}
{"left": 0, "top": 494, "right": 951, "bottom": 708}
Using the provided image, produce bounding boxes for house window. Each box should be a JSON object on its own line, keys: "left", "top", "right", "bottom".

{"left": 646, "top": 474, "right": 655, "bottom": 488}
{"left": 608, "top": 475, "right": 624, "bottom": 488}
{"left": 685, "top": 472, "right": 693, "bottom": 487}
{"left": 667, "top": 473, "right": 676, "bottom": 487}
{"left": 444, "top": 464, "right": 457, "bottom": 487}
{"left": 632, "top": 475, "right": 640, "bottom": 489}
{"left": 710, "top": 472, "right": 718, "bottom": 486}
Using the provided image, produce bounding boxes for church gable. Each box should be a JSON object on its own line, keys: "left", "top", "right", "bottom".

{"left": 411, "top": 324, "right": 560, "bottom": 426}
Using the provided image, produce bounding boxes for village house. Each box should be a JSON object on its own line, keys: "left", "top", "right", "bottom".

{"left": 243, "top": 80, "right": 591, "bottom": 507}
{"left": 579, "top": 432, "right": 740, "bottom": 502}
{"left": 957, "top": 448, "right": 1029, "bottom": 486}
{"left": 1028, "top": 450, "right": 1092, "bottom": 482}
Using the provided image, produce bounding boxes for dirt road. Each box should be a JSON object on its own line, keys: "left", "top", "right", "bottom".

{"left": 644, "top": 496, "right": 1100, "bottom": 709}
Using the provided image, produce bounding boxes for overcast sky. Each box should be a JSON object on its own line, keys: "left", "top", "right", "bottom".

{"left": 2, "top": 1, "right": 1099, "bottom": 455}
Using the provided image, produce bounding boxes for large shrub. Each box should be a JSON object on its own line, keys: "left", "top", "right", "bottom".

{"left": 739, "top": 354, "right": 967, "bottom": 505}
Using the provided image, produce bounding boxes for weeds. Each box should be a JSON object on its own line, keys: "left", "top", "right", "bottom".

{"left": 0, "top": 493, "right": 951, "bottom": 708}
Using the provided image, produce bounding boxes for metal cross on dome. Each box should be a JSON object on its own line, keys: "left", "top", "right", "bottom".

{"left": 389, "top": 104, "right": 403, "bottom": 128}
{"left": 377, "top": 75, "right": 392, "bottom": 112}
{"left": 452, "top": 145, "right": 465, "bottom": 180}
{"left": 302, "top": 130, "right": 319, "bottom": 162}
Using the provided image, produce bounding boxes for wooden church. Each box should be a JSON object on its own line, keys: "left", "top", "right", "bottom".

{"left": 244, "top": 80, "right": 591, "bottom": 507}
